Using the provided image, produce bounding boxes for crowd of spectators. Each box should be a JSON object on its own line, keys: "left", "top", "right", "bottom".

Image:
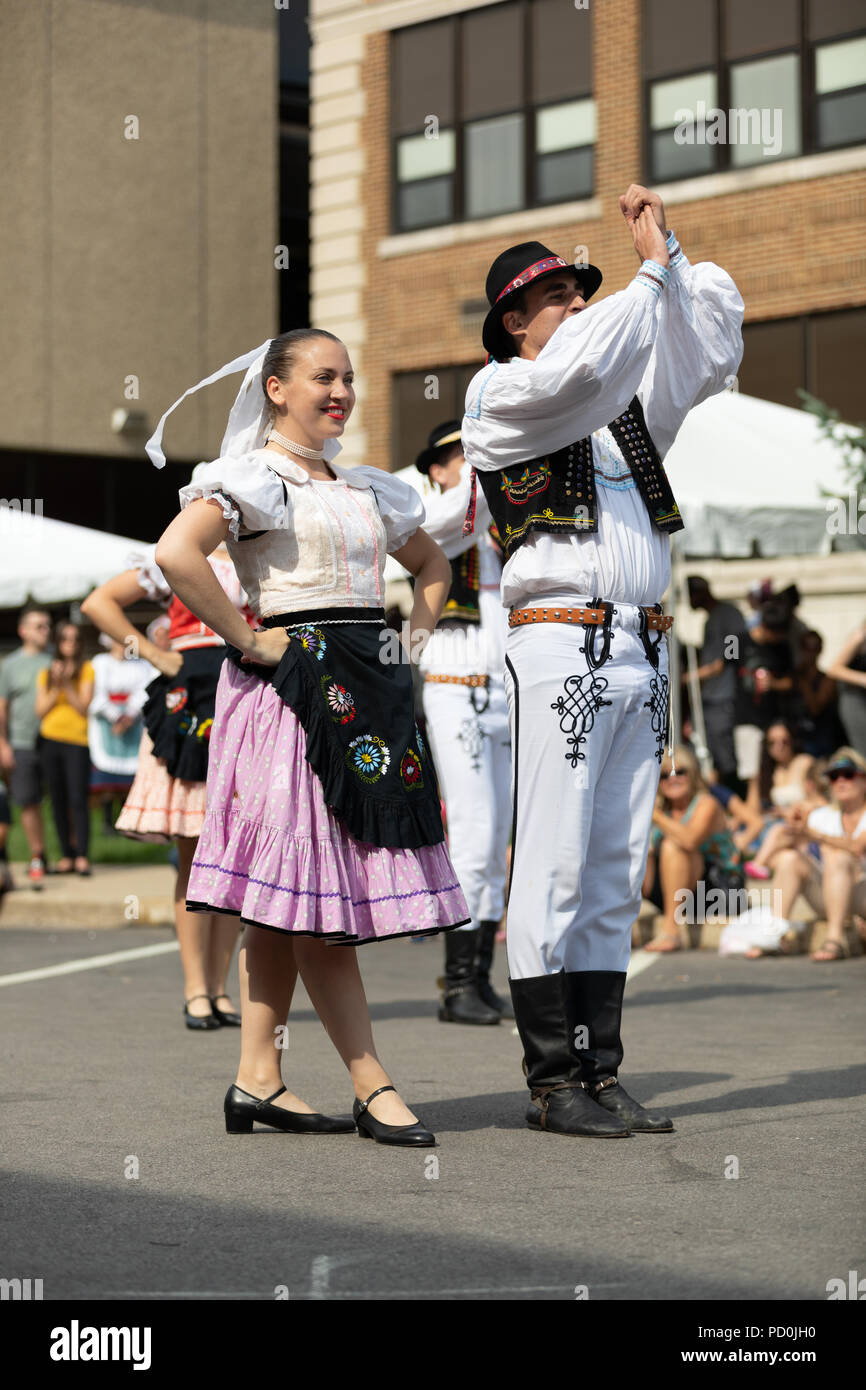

{"left": 0, "top": 604, "right": 157, "bottom": 892}
{"left": 646, "top": 576, "right": 866, "bottom": 960}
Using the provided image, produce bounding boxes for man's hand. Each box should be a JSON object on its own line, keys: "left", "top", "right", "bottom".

{"left": 620, "top": 184, "right": 667, "bottom": 235}
{"left": 630, "top": 205, "right": 669, "bottom": 267}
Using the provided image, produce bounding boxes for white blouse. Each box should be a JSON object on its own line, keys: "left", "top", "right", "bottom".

{"left": 462, "top": 235, "right": 745, "bottom": 609}
{"left": 178, "top": 450, "right": 425, "bottom": 619}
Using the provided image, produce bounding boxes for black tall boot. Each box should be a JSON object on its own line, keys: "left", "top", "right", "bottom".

{"left": 475, "top": 920, "right": 513, "bottom": 1018}
{"left": 566, "top": 971, "right": 674, "bottom": 1133}
{"left": 438, "top": 929, "right": 501, "bottom": 1025}
{"left": 509, "top": 973, "right": 629, "bottom": 1136}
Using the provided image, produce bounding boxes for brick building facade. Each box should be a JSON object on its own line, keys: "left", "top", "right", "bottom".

{"left": 309, "top": 0, "right": 865, "bottom": 474}
{"left": 308, "top": 0, "right": 866, "bottom": 647}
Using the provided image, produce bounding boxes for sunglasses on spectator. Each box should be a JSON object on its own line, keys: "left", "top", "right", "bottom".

{"left": 827, "top": 768, "right": 860, "bottom": 782}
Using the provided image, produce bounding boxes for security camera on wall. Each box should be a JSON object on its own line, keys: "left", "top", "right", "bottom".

{"left": 111, "top": 408, "right": 149, "bottom": 435}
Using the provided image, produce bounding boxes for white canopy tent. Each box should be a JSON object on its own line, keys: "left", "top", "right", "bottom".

{"left": 662, "top": 388, "right": 856, "bottom": 558}
{"left": 662, "top": 389, "right": 859, "bottom": 769}
{"left": 0, "top": 508, "right": 147, "bottom": 609}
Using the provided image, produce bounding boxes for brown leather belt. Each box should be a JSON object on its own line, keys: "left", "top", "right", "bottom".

{"left": 424, "top": 673, "right": 489, "bottom": 687}
{"left": 508, "top": 604, "right": 673, "bottom": 632}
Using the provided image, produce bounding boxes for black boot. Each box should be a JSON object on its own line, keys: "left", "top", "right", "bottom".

{"left": 438, "top": 929, "right": 501, "bottom": 1025}
{"left": 509, "top": 974, "right": 629, "bottom": 1136}
{"left": 475, "top": 920, "right": 514, "bottom": 1018}
{"left": 566, "top": 971, "right": 674, "bottom": 1133}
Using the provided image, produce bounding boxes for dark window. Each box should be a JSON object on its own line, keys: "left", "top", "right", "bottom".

{"left": 644, "top": 0, "right": 866, "bottom": 182}
{"left": 391, "top": 366, "right": 480, "bottom": 472}
{"left": 740, "top": 309, "right": 866, "bottom": 423}
{"left": 391, "top": 0, "right": 594, "bottom": 232}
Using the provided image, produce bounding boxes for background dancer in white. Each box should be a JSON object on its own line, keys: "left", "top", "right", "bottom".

{"left": 410, "top": 422, "right": 512, "bottom": 1025}
{"left": 462, "top": 184, "right": 744, "bottom": 1137}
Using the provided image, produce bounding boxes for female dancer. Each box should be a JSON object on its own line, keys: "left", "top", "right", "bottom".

{"left": 80, "top": 536, "right": 254, "bottom": 1028}
{"left": 149, "top": 329, "right": 468, "bottom": 1146}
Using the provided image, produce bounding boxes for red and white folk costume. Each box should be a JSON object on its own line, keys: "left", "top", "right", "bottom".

{"left": 114, "top": 546, "right": 252, "bottom": 842}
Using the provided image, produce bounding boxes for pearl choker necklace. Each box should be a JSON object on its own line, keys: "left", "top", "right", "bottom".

{"left": 268, "top": 430, "right": 325, "bottom": 460}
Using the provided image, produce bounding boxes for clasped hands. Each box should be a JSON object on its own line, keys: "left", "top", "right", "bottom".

{"left": 620, "top": 183, "right": 669, "bottom": 268}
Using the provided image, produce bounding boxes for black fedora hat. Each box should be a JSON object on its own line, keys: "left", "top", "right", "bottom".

{"left": 415, "top": 419, "right": 463, "bottom": 475}
{"left": 482, "top": 241, "right": 603, "bottom": 361}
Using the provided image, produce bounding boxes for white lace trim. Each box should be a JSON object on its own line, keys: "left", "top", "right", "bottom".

{"left": 182, "top": 485, "right": 243, "bottom": 541}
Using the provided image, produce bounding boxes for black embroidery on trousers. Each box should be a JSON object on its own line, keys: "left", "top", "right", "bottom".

{"left": 643, "top": 673, "right": 670, "bottom": 764}
{"left": 458, "top": 715, "right": 487, "bottom": 772}
{"left": 551, "top": 673, "right": 613, "bottom": 767}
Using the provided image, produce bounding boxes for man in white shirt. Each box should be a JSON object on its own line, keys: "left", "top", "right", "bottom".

{"left": 409, "top": 422, "right": 511, "bottom": 1026}
{"left": 461, "top": 184, "right": 744, "bottom": 1138}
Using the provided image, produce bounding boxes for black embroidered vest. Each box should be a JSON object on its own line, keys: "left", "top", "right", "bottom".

{"left": 474, "top": 396, "right": 684, "bottom": 560}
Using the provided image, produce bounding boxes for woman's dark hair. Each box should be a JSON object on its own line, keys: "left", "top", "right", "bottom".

{"left": 51, "top": 620, "right": 85, "bottom": 687}
{"left": 260, "top": 329, "right": 342, "bottom": 421}
{"left": 758, "top": 720, "right": 802, "bottom": 806}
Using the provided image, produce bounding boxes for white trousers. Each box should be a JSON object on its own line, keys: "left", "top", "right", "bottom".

{"left": 422, "top": 677, "right": 512, "bottom": 932}
{"left": 503, "top": 607, "right": 669, "bottom": 978}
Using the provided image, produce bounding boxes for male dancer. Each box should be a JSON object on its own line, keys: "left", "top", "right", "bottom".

{"left": 408, "top": 423, "right": 511, "bottom": 1025}
{"left": 462, "top": 184, "right": 744, "bottom": 1136}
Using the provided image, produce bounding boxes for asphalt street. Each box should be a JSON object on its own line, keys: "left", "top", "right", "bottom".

{"left": 2, "top": 926, "right": 864, "bottom": 1302}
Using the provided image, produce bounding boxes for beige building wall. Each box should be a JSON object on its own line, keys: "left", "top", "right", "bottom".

{"left": 0, "top": 0, "right": 278, "bottom": 466}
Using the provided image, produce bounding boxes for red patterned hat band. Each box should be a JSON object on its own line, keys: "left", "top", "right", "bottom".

{"left": 494, "top": 256, "right": 570, "bottom": 305}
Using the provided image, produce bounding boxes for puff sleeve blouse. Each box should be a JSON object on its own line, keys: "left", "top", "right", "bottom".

{"left": 178, "top": 450, "right": 425, "bottom": 620}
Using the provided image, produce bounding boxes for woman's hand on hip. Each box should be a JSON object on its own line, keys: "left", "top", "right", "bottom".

{"left": 151, "top": 649, "right": 183, "bottom": 679}
{"left": 241, "top": 629, "right": 291, "bottom": 667}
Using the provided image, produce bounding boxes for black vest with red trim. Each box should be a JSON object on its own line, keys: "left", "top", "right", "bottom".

{"left": 474, "top": 395, "right": 684, "bottom": 560}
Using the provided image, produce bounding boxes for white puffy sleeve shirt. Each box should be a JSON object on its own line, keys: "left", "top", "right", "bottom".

{"left": 462, "top": 240, "right": 744, "bottom": 609}
{"left": 178, "top": 450, "right": 425, "bottom": 619}
{"left": 407, "top": 463, "right": 507, "bottom": 679}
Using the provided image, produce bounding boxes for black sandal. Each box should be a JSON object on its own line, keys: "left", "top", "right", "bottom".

{"left": 353, "top": 1085, "right": 436, "bottom": 1147}
{"left": 210, "top": 994, "right": 242, "bottom": 1026}
{"left": 183, "top": 993, "right": 220, "bottom": 1031}
{"left": 224, "top": 1084, "right": 356, "bottom": 1134}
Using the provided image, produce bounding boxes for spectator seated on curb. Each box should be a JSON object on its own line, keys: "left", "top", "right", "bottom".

{"left": 705, "top": 769, "right": 765, "bottom": 856}
{"left": 736, "top": 749, "right": 866, "bottom": 962}
{"left": 642, "top": 744, "right": 745, "bottom": 953}
{"left": 743, "top": 721, "right": 816, "bottom": 878}
{"left": 742, "top": 755, "right": 829, "bottom": 886}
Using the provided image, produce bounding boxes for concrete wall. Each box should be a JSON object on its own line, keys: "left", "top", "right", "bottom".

{"left": 0, "top": 0, "right": 278, "bottom": 466}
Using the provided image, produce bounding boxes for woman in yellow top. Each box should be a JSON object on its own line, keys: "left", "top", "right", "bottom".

{"left": 35, "top": 622, "right": 95, "bottom": 875}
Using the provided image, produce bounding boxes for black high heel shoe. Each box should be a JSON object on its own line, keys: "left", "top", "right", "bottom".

{"left": 224, "top": 1084, "right": 356, "bottom": 1135}
{"left": 184, "top": 994, "right": 221, "bottom": 1031}
{"left": 353, "top": 1085, "right": 436, "bottom": 1147}
{"left": 210, "top": 994, "right": 242, "bottom": 1026}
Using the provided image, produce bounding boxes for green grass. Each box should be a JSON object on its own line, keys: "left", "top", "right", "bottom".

{"left": 4, "top": 798, "right": 172, "bottom": 865}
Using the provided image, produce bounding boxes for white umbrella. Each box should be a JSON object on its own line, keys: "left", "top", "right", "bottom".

{"left": 0, "top": 508, "right": 148, "bottom": 608}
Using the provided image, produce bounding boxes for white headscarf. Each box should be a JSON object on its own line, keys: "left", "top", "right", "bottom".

{"left": 145, "top": 339, "right": 344, "bottom": 470}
